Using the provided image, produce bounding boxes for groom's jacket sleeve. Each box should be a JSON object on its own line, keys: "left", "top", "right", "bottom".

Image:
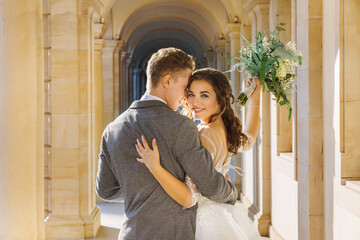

{"left": 95, "top": 126, "right": 122, "bottom": 201}
{"left": 175, "top": 118, "right": 238, "bottom": 205}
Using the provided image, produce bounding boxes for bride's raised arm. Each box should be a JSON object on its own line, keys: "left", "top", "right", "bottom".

{"left": 135, "top": 135, "right": 200, "bottom": 208}
{"left": 240, "top": 78, "right": 261, "bottom": 152}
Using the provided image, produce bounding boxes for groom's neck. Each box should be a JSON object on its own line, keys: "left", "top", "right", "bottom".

{"left": 147, "top": 88, "right": 168, "bottom": 105}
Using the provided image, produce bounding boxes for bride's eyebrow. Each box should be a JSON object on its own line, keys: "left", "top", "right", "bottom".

{"left": 200, "top": 91, "right": 210, "bottom": 94}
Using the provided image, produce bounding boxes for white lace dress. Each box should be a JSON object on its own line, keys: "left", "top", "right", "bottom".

{"left": 185, "top": 118, "right": 262, "bottom": 240}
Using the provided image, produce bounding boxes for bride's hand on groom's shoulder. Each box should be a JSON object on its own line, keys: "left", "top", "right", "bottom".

{"left": 135, "top": 135, "right": 161, "bottom": 173}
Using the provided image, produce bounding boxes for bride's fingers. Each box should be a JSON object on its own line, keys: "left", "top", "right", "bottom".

{"left": 136, "top": 158, "right": 144, "bottom": 163}
{"left": 152, "top": 139, "right": 158, "bottom": 152}
{"left": 135, "top": 144, "right": 142, "bottom": 156}
{"left": 136, "top": 138, "right": 144, "bottom": 151}
{"left": 141, "top": 135, "right": 150, "bottom": 150}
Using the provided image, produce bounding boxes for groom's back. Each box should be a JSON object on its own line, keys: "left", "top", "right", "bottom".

{"left": 99, "top": 100, "right": 197, "bottom": 240}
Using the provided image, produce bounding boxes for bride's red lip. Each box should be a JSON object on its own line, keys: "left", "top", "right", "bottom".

{"left": 193, "top": 108, "right": 205, "bottom": 113}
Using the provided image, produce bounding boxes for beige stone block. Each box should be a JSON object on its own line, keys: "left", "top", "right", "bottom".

{"left": 309, "top": 166, "right": 324, "bottom": 215}
{"left": 277, "top": 15, "right": 292, "bottom": 41}
{"left": 50, "top": 15, "right": 78, "bottom": 49}
{"left": 50, "top": 0, "right": 77, "bottom": 15}
{"left": 298, "top": 162, "right": 310, "bottom": 211}
{"left": 308, "top": 19, "right": 322, "bottom": 68}
{"left": 51, "top": 81, "right": 79, "bottom": 114}
{"left": 298, "top": 208, "right": 310, "bottom": 240}
{"left": 309, "top": 117, "right": 323, "bottom": 167}
{"left": 79, "top": 81, "right": 89, "bottom": 114}
{"left": 78, "top": 15, "right": 89, "bottom": 49}
{"left": 262, "top": 178, "right": 271, "bottom": 215}
{"left": 296, "top": 23, "right": 309, "bottom": 68}
{"left": 51, "top": 115, "right": 79, "bottom": 148}
{"left": 103, "top": 112, "right": 114, "bottom": 128}
{"left": 296, "top": 69, "right": 309, "bottom": 112}
{"left": 44, "top": 178, "right": 51, "bottom": 211}
{"left": 51, "top": 49, "right": 78, "bottom": 80}
{"left": 79, "top": 49, "right": 89, "bottom": 83}
{"left": 262, "top": 146, "right": 271, "bottom": 179}
{"left": 43, "top": 15, "right": 51, "bottom": 48}
{"left": 342, "top": 100, "right": 360, "bottom": 178}
{"left": 308, "top": 69, "right": 322, "bottom": 118}
{"left": 79, "top": 115, "right": 90, "bottom": 147}
{"left": 51, "top": 179, "right": 80, "bottom": 215}
{"left": 51, "top": 148, "right": 80, "bottom": 179}
{"left": 309, "top": 215, "right": 324, "bottom": 239}
{"left": 45, "top": 217, "right": 84, "bottom": 239}
{"left": 296, "top": 0, "right": 308, "bottom": 25}
{"left": 274, "top": 0, "right": 291, "bottom": 15}
{"left": 297, "top": 115, "right": 309, "bottom": 165}
{"left": 44, "top": 146, "right": 51, "bottom": 178}
{"left": 309, "top": 0, "right": 322, "bottom": 18}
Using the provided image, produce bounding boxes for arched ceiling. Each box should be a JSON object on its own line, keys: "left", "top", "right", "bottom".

{"left": 100, "top": 0, "right": 243, "bottom": 72}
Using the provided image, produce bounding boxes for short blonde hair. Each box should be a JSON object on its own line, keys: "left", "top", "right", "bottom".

{"left": 146, "top": 48, "right": 195, "bottom": 89}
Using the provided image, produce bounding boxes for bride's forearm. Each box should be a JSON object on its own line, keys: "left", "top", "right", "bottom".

{"left": 150, "top": 166, "right": 193, "bottom": 208}
{"left": 244, "top": 97, "right": 260, "bottom": 145}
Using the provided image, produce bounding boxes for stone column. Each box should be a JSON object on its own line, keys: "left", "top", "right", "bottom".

{"left": 215, "top": 39, "right": 226, "bottom": 71}
{"left": 207, "top": 48, "right": 216, "bottom": 68}
{"left": 44, "top": 3, "right": 101, "bottom": 238}
{"left": 225, "top": 23, "right": 243, "bottom": 194}
{"left": 323, "top": 0, "right": 340, "bottom": 239}
{"left": 0, "top": 0, "right": 44, "bottom": 239}
{"left": 296, "top": 0, "right": 324, "bottom": 239}
{"left": 119, "top": 51, "right": 129, "bottom": 113}
{"left": 244, "top": 0, "right": 272, "bottom": 235}
{"left": 113, "top": 41, "right": 123, "bottom": 118}
{"left": 126, "top": 57, "right": 135, "bottom": 107}
{"left": 92, "top": 37, "right": 105, "bottom": 202}
{"left": 226, "top": 23, "right": 242, "bottom": 113}
{"left": 102, "top": 40, "right": 118, "bottom": 127}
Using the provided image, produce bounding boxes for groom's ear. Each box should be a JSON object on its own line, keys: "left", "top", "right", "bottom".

{"left": 162, "top": 74, "right": 172, "bottom": 89}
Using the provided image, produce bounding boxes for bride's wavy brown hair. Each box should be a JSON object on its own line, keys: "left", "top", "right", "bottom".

{"left": 188, "top": 68, "right": 249, "bottom": 154}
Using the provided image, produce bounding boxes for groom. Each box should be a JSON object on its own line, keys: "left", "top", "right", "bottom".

{"left": 96, "top": 47, "right": 238, "bottom": 240}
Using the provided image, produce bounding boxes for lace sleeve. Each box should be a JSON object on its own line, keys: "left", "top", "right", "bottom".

{"left": 183, "top": 175, "right": 201, "bottom": 208}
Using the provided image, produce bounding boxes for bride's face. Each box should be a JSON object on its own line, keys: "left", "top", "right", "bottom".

{"left": 187, "top": 80, "right": 220, "bottom": 123}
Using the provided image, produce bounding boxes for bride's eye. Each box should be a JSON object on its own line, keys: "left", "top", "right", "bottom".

{"left": 188, "top": 93, "right": 194, "bottom": 97}
{"left": 201, "top": 94, "right": 209, "bottom": 98}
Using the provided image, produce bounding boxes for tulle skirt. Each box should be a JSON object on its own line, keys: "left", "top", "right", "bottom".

{"left": 195, "top": 197, "right": 262, "bottom": 240}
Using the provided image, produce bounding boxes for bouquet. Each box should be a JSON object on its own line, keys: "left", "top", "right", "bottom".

{"left": 230, "top": 23, "right": 302, "bottom": 120}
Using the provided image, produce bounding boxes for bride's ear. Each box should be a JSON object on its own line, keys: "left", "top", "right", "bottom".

{"left": 162, "top": 74, "right": 172, "bottom": 89}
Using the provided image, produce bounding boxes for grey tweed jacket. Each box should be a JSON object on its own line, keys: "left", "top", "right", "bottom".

{"left": 96, "top": 100, "right": 238, "bottom": 240}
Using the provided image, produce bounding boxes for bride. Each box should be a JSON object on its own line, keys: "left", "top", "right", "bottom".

{"left": 135, "top": 68, "right": 262, "bottom": 239}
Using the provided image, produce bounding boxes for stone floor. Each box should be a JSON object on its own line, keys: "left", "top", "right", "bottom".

{"left": 92, "top": 201, "right": 270, "bottom": 239}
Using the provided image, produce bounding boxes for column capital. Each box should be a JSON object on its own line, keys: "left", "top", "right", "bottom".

{"left": 114, "top": 40, "right": 123, "bottom": 54}
{"left": 93, "top": 38, "right": 104, "bottom": 52}
{"left": 225, "top": 23, "right": 241, "bottom": 40}
{"left": 243, "top": 0, "right": 269, "bottom": 13}
{"left": 103, "top": 39, "right": 118, "bottom": 48}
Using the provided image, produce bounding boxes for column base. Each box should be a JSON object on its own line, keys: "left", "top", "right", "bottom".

{"left": 258, "top": 215, "right": 271, "bottom": 236}
{"left": 82, "top": 206, "right": 101, "bottom": 238}
{"left": 45, "top": 215, "right": 85, "bottom": 239}
{"left": 44, "top": 206, "right": 101, "bottom": 239}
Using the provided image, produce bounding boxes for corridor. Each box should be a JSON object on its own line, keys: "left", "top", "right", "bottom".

{"left": 0, "top": 0, "right": 359, "bottom": 239}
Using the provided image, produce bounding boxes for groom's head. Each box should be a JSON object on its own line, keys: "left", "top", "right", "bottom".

{"left": 146, "top": 48, "right": 195, "bottom": 110}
